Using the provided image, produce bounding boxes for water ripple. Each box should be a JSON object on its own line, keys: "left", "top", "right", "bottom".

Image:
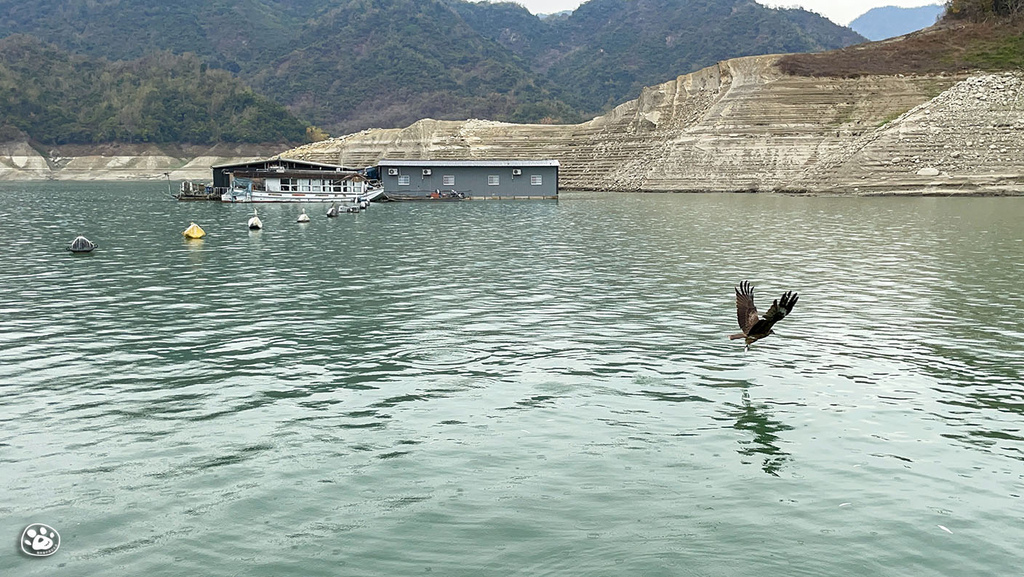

{"left": 1, "top": 185, "right": 1022, "bottom": 576}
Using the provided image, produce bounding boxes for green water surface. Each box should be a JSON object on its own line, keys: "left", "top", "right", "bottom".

{"left": 1, "top": 183, "right": 1022, "bottom": 576}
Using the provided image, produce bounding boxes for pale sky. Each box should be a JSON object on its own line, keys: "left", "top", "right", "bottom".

{"left": 497, "top": 0, "right": 944, "bottom": 26}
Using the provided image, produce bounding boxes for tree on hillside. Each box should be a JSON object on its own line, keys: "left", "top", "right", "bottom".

{"left": 945, "top": 0, "right": 1024, "bottom": 19}
{"left": 0, "top": 36, "right": 309, "bottom": 145}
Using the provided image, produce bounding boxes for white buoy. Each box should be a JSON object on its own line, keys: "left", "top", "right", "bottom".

{"left": 248, "top": 208, "right": 263, "bottom": 230}
{"left": 67, "top": 235, "right": 96, "bottom": 253}
{"left": 297, "top": 208, "right": 310, "bottom": 223}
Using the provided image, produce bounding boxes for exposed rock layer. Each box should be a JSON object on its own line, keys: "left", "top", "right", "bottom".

{"left": 0, "top": 143, "right": 285, "bottom": 182}
{"left": 284, "top": 56, "right": 1022, "bottom": 195}
{"left": 3, "top": 55, "right": 1021, "bottom": 195}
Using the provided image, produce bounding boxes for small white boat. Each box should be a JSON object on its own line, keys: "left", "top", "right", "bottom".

{"left": 297, "top": 208, "right": 310, "bottom": 223}
{"left": 175, "top": 181, "right": 218, "bottom": 201}
{"left": 221, "top": 186, "right": 384, "bottom": 204}
{"left": 219, "top": 170, "right": 384, "bottom": 204}
{"left": 67, "top": 235, "right": 96, "bottom": 253}
{"left": 248, "top": 209, "right": 263, "bottom": 230}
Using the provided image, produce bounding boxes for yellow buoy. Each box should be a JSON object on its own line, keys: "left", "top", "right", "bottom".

{"left": 183, "top": 222, "right": 206, "bottom": 239}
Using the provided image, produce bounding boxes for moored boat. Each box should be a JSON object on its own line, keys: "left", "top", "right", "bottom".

{"left": 222, "top": 185, "right": 384, "bottom": 204}
{"left": 175, "top": 181, "right": 219, "bottom": 201}
{"left": 219, "top": 169, "right": 383, "bottom": 204}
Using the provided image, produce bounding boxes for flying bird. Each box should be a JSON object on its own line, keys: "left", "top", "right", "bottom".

{"left": 730, "top": 281, "right": 798, "bottom": 350}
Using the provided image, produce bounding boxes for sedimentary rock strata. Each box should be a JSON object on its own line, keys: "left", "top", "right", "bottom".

{"left": 284, "top": 55, "right": 1021, "bottom": 195}
{"left": 2, "top": 54, "right": 1021, "bottom": 195}
{"left": 791, "top": 73, "right": 1024, "bottom": 194}
{"left": 0, "top": 144, "right": 285, "bottom": 182}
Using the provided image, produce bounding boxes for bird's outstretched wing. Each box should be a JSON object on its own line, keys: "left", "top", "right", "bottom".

{"left": 735, "top": 281, "right": 760, "bottom": 334}
{"left": 748, "top": 291, "right": 798, "bottom": 336}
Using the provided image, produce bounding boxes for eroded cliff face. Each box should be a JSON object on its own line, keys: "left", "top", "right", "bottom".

{"left": 0, "top": 143, "right": 286, "bottom": 182}
{"left": 789, "top": 73, "right": 1024, "bottom": 194}
{"left": 3, "top": 55, "right": 1021, "bottom": 194}
{"left": 284, "top": 55, "right": 1021, "bottom": 195}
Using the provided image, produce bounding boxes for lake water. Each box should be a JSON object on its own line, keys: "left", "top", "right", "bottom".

{"left": 1, "top": 182, "right": 1022, "bottom": 576}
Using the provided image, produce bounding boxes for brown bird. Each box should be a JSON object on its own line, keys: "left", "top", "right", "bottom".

{"left": 730, "top": 281, "right": 798, "bottom": 350}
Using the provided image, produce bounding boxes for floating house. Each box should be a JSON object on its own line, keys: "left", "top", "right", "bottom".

{"left": 212, "top": 157, "right": 380, "bottom": 203}
{"left": 378, "top": 159, "right": 559, "bottom": 200}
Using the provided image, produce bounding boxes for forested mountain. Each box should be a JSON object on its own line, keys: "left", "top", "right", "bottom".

{"left": 0, "top": 0, "right": 866, "bottom": 142}
{"left": 452, "top": 0, "right": 865, "bottom": 111}
{"left": 0, "top": 0, "right": 310, "bottom": 73}
{"left": 0, "top": 36, "right": 307, "bottom": 145}
{"left": 251, "top": 0, "right": 578, "bottom": 133}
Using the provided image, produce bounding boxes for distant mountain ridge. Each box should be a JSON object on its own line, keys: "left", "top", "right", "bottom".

{"left": 450, "top": 0, "right": 865, "bottom": 113}
{"left": 850, "top": 4, "right": 945, "bottom": 40}
{"left": 0, "top": 0, "right": 866, "bottom": 142}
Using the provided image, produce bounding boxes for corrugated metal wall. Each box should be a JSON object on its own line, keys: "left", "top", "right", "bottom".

{"left": 381, "top": 164, "right": 558, "bottom": 199}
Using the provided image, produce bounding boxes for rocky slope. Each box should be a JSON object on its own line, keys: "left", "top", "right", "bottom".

{"left": 3, "top": 55, "right": 1021, "bottom": 195}
{"left": 0, "top": 143, "right": 284, "bottom": 182}
{"left": 282, "top": 54, "right": 1022, "bottom": 195}
{"left": 790, "top": 73, "right": 1024, "bottom": 194}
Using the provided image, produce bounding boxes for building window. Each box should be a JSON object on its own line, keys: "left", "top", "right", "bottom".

{"left": 442, "top": 175, "right": 455, "bottom": 186}
{"left": 488, "top": 175, "right": 500, "bottom": 186}
{"left": 300, "top": 179, "right": 311, "bottom": 192}
{"left": 530, "top": 175, "right": 543, "bottom": 186}
{"left": 398, "top": 175, "right": 410, "bottom": 186}
{"left": 280, "top": 178, "right": 296, "bottom": 192}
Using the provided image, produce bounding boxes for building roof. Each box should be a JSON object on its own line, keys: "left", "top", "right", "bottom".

{"left": 212, "top": 156, "right": 353, "bottom": 171}
{"left": 229, "top": 169, "right": 366, "bottom": 180}
{"left": 378, "top": 159, "right": 559, "bottom": 168}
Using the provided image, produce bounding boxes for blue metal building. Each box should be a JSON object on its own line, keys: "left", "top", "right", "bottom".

{"left": 377, "top": 159, "right": 559, "bottom": 200}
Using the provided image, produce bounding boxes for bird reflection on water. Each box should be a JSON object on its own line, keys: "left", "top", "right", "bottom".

{"left": 722, "top": 390, "right": 794, "bottom": 476}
